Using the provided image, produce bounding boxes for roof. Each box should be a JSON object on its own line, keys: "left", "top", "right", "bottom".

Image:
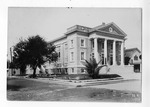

{"left": 65, "top": 25, "right": 92, "bottom": 35}
{"left": 49, "top": 35, "right": 67, "bottom": 44}
{"left": 124, "top": 48, "right": 141, "bottom": 58}
{"left": 50, "top": 22, "right": 127, "bottom": 43}
{"left": 89, "top": 22, "right": 127, "bottom": 36}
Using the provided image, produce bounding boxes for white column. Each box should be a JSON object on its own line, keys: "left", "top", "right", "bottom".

{"left": 94, "top": 38, "right": 98, "bottom": 62}
{"left": 104, "top": 39, "right": 107, "bottom": 65}
{"left": 113, "top": 40, "right": 116, "bottom": 65}
{"left": 120, "top": 41, "right": 124, "bottom": 66}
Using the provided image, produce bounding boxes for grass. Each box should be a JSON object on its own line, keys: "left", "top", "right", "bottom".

{"left": 7, "top": 78, "right": 141, "bottom": 102}
{"left": 30, "top": 74, "right": 121, "bottom": 80}
{"left": 7, "top": 78, "right": 66, "bottom": 91}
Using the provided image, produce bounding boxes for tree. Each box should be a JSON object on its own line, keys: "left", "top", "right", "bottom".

{"left": 12, "top": 39, "right": 28, "bottom": 75}
{"left": 82, "top": 58, "right": 106, "bottom": 78}
{"left": 13, "top": 35, "right": 58, "bottom": 77}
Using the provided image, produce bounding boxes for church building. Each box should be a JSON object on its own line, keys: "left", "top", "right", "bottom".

{"left": 47, "top": 22, "right": 127, "bottom": 74}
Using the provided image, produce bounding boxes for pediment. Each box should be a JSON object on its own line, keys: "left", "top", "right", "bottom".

{"left": 96, "top": 22, "right": 127, "bottom": 36}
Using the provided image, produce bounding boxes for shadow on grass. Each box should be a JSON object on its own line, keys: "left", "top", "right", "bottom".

{"left": 7, "top": 85, "right": 25, "bottom": 91}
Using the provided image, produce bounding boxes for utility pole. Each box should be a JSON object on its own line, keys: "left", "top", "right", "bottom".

{"left": 10, "top": 47, "right": 13, "bottom": 63}
{"left": 10, "top": 47, "right": 14, "bottom": 76}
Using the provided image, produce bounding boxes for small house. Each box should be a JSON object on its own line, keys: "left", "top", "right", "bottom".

{"left": 124, "top": 48, "right": 142, "bottom": 72}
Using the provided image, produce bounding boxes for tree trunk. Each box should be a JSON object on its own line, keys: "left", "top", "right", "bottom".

{"left": 33, "top": 66, "right": 37, "bottom": 78}
{"left": 20, "top": 65, "right": 26, "bottom": 75}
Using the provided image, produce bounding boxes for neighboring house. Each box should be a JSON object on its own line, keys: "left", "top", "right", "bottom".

{"left": 45, "top": 22, "right": 127, "bottom": 74}
{"left": 7, "top": 69, "right": 20, "bottom": 76}
{"left": 124, "top": 48, "right": 142, "bottom": 72}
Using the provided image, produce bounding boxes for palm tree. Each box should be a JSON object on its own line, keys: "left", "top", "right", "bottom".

{"left": 82, "top": 58, "right": 106, "bottom": 78}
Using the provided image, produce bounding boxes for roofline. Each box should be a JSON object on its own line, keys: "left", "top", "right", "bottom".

{"left": 50, "top": 28, "right": 126, "bottom": 44}
{"left": 92, "top": 22, "right": 112, "bottom": 30}
{"left": 49, "top": 22, "right": 127, "bottom": 44}
{"left": 125, "top": 48, "right": 141, "bottom": 53}
{"left": 65, "top": 29, "right": 89, "bottom": 35}
{"left": 49, "top": 35, "right": 67, "bottom": 44}
{"left": 111, "top": 22, "right": 127, "bottom": 36}
{"left": 91, "top": 22, "right": 127, "bottom": 36}
{"left": 67, "top": 24, "right": 91, "bottom": 30}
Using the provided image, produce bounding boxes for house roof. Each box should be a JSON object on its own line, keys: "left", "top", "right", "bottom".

{"left": 124, "top": 48, "right": 141, "bottom": 58}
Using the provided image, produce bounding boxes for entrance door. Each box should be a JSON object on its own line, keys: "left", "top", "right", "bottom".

{"left": 134, "top": 64, "right": 140, "bottom": 73}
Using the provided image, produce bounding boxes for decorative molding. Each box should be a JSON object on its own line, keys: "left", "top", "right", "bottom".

{"left": 89, "top": 33, "right": 124, "bottom": 42}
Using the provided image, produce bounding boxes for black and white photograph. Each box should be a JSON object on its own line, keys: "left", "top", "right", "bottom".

{"left": 7, "top": 7, "right": 142, "bottom": 102}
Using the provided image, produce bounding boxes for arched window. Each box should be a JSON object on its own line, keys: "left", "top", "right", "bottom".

{"left": 109, "top": 27, "right": 113, "bottom": 32}
{"left": 134, "top": 55, "right": 138, "bottom": 60}
{"left": 81, "top": 68, "right": 85, "bottom": 73}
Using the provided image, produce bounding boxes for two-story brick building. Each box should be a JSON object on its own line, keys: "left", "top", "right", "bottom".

{"left": 45, "top": 22, "right": 127, "bottom": 74}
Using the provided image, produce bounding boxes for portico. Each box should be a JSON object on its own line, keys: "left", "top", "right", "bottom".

{"left": 91, "top": 36, "right": 124, "bottom": 66}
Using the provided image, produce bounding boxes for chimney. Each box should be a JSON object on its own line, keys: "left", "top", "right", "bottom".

{"left": 102, "top": 22, "right": 105, "bottom": 25}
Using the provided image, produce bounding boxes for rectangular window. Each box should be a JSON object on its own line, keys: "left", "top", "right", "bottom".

{"left": 72, "top": 68, "right": 74, "bottom": 73}
{"left": 58, "top": 52, "right": 60, "bottom": 58}
{"left": 65, "top": 43, "right": 67, "bottom": 49}
{"left": 81, "top": 39, "right": 85, "bottom": 47}
{"left": 71, "top": 40, "right": 73, "bottom": 48}
{"left": 64, "top": 43, "right": 68, "bottom": 62}
{"left": 81, "top": 52, "right": 85, "bottom": 60}
{"left": 70, "top": 52, "right": 74, "bottom": 61}
{"left": 58, "top": 52, "right": 60, "bottom": 62}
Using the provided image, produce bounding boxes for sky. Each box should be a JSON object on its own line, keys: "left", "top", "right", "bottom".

{"left": 8, "top": 7, "right": 142, "bottom": 59}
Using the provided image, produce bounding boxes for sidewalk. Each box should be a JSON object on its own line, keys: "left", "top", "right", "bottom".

{"left": 88, "top": 80, "right": 141, "bottom": 92}
{"left": 29, "top": 77, "right": 141, "bottom": 94}
{"left": 23, "top": 76, "right": 140, "bottom": 89}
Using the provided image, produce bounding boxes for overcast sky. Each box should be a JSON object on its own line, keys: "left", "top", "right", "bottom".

{"left": 8, "top": 7, "right": 141, "bottom": 58}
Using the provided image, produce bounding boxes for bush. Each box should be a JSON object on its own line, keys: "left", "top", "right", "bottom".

{"left": 94, "top": 74, "right": 121, "bottom": 79}
{"left": 56, "top": 74, "right": 92, "bottom": 80}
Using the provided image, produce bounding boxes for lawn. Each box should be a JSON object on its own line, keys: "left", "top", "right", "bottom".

{"left": 7, "top": 77, "right": 141, "bottom": 102}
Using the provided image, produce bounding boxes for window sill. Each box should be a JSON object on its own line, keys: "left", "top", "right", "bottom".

{"left": 70, "top": 61, "right": 75, "bottom": 63}
{"left": 70, "top": 47, "right": 74, "bottom": 49}
{"left": 80, "top": 60, "right": 85, "bottom": 62}
{"left": 80, "top": 46, "right": 87, "bottom": 49}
